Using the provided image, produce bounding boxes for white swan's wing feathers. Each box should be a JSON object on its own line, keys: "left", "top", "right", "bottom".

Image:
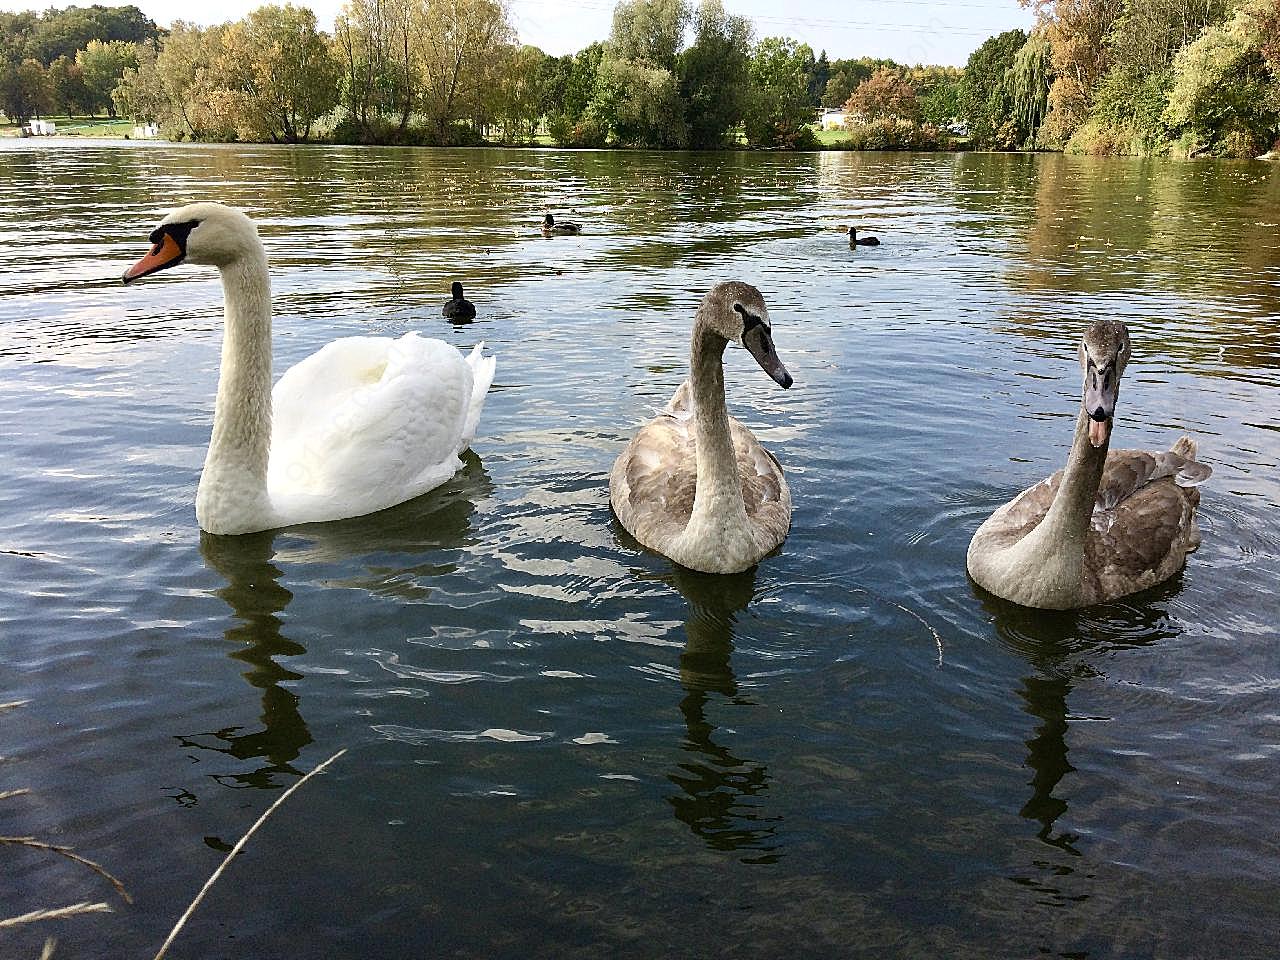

{"left": 268, "top": 333, "right": 482, "bottom": 521}
{"left": 461, "top": 341, "right": 496, "bottom": 449}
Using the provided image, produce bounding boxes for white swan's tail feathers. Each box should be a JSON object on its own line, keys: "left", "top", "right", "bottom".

{"left": 462, "top": 342, "right": 496, "bottom": 448}
{"left": 1171, "top": 435, "right": 1197, "bottom": 460}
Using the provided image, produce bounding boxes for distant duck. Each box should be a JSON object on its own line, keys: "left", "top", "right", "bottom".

{"left": 442, "top": 281, "right": 476, "bottom": 322}
{"left": 543, "top": 213, "right": 581, "bottom": 235}
{"left": 847, "top": 226, "right": 880, "bottom": 246}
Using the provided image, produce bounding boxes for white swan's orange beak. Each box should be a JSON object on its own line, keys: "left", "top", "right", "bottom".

{"left": 123, "top": 232, "right": 184, "bottom": 284}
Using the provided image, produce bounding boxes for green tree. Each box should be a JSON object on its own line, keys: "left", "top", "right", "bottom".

{"left": 590, "top": 54, "right": 687, "bottom": 146}
{"left": 489, "top": 44, "right": 547, "bottom": 139}
{"left": 112, "top": 22, "right": 233, "bottom": 139}
{"left": 221, "top": 5, "right": 340, "bottom": 142}
{"left": 1165, "top": 0, "right": 1280, "bottom": 156}
{"left": 1007, "top": 29, "right": 1053, "bottom": 145}
{"left": 412, "top": 0, "right": 513, "bottom": 141}
{"left": 0, "top": 12, "right": 37, "bottom": 64}
{"left": 1024, "top": 0, "right": 1119, "bottom": 145}
{"left": 0, "top": 58, "right": 52, "bottom": 122}
{"left": 744, "top": 36, "right": 817, "bottom": 148}
{"left": 335, "top": 0, "right": 412, "bottom": 140}
{"left": 606, "top": 0, "right": 689, "bottom": 69}
{"left": 564, "top": 43, "right": 604, "bottom": 119}
{"left": 959, "top": 28, "right": 1027, "bottom": 148}
{"left": 807, "top": 48, "right": 829, "bottom": 106}
{"left": 912, "top": 65, "right": 963, "bottom": 125}
{"left": 76, "top": 39, "right": 138, "bottom": 117}
{"left": 547, "top": 42, "right": 605, "bottom": 143}
{"left": 1106, "top": 0, "right": 1231, "bottom": 77}
{"left": 111, "top": 42, "right": 164, "bottom": 124}
{"left": 28, "top": 5, "right": 159, "bottom": 65}
{"left": 844, "top": 66, "right": 918, "bottom": 122}
{"left": 678, "top": 0, "right": 752, "bottom": 148}
{"left": 47, "top": 54, "right": 91, "bottom": 115}
{"left": 589, "top": 0, "right": 690, "bottom": 146}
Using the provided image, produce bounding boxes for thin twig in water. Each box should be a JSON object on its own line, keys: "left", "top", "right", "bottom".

{"left": 889, "top": 599, "right": 945, "bottom": 667}
{"left": 0, "top": 903, "right": 111, "bottom": 929}
{"left": 0, "top": 788, "right": 31, "bottom": 800}
{"left": 850, "top": 586, "right": 946, "bottom": 667}
{"left": 153, "top": 747, "right": 348, "bottom": 960}
{"left": 40, "top": 936, "right": 57, "bottom": 960}
{"left": 0, "top": 700, "right": 31, "bottom": 713}
{"left": 0, "top": 837, "right": 131, "bottom": 904}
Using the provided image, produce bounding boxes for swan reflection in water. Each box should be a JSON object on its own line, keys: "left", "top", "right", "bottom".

{"left": 189, "top": 452, "right": 493, "bottom": 796}
{"left": 659, "top": 564, "right": 783, "bottom": 863}
{"left": 193, "top": 529, "right": 311, "bottom": 793}
{"left": 977, "top": 579, "right": 1184, "bottom": 905}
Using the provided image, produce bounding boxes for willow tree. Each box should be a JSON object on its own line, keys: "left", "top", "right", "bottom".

{"left": 111, "top": 22, "right": 231, "bottom": 138}
{"left": 1007, "top": 30, "right": 1053, "bottom": 146}
{"left": 587, "top": 0, "right": 692, "bottom": 146}
{"left": 589, "top": 55, "right": 687, "bottom": 146}
{"left": 1022, "top": 0, "right": 1119, "bottom": 144}
{"left": 607, "top": 0, "right": 689, "bottom": 70}
{"left": 960, "top": 29, "right": 1026, "bottom": 148}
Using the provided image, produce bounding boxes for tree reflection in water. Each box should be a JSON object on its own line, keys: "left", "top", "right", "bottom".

{"left": 662, "top": 565, "right": 782, "bottom": 864}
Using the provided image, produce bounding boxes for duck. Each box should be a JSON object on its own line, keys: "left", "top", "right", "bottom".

{"left": 846, "top": 226, "right": 879, "bottom": 246}
{"left": 609, "top": 281, "right": 793, "bottom": 574}
{"left": 122, "top": 201, "right": 496, "bottom": 536}
{"left": 543, "top": 213, "right": 581, "bottom": 235}
{"left": 966, "top": 318, "right": 1211, "bottom": 609}
{"left": 442, "top": 281, "right": 476, "bottom": 322}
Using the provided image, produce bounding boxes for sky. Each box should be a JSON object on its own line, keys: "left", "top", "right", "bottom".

{"left": 1, "top": 0, "right": 1038, "bottom": 67}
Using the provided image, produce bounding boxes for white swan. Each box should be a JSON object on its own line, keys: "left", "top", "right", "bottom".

{"left": 967, "top": 319, "right": 1211, "bottom": 609}
{"left": 122, "top": 202, "right": 496, "bottom": 536}
{"left": 610, "top": 281, "right": 793, "bottom": 574}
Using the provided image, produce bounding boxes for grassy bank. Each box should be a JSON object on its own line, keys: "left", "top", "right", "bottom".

{"left": 1, "top": 115, "right": 135, "bottom": 138}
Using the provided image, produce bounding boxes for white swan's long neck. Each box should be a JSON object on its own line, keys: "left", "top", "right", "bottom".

{"left": 196, "top": 246, "right": 274, "bottom": 533}
{"left": 687, "top": 317, "right": 748, "bottom": 531}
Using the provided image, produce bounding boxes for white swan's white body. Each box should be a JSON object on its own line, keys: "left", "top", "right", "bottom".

{"left": 125, "top": 202, "right": 496, "bottom": 536}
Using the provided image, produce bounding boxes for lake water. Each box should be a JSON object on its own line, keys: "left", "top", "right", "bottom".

{"left": 1, "top": 141, "right": 1278, "bottom": 958}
